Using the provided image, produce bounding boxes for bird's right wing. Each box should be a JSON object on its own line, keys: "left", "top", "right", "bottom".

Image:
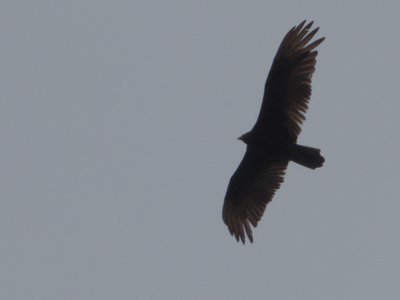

{"left": 222, "top": 147, "right": 288, "bottom": 243}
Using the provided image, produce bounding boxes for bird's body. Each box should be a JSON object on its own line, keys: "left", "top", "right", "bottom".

{"left": 223, "top": 21, "right": 325, "bottom": 244}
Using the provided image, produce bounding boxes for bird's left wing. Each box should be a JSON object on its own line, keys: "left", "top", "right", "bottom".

{"left": 223, "top": 146, "right": 288, "bottom": 243}
{"left": 252, "top": 20, "right": 325, "bottom": 142}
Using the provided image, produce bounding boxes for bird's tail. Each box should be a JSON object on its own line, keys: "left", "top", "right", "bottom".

{"left": 291, "top": 144, "right": 325, "bottom": 169}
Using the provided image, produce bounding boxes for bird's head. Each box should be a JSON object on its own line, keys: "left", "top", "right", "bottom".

{"left": 238, "top": 131, "right": 252, "bottom": 144}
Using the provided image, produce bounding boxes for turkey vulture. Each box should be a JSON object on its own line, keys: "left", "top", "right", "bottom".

{"left": 223, "top": 20, "right": 325, "bottom": 244}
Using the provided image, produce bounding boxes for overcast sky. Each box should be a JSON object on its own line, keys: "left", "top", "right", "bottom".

{"left": 1, "top": 1, "right": 400, "bottom": 299}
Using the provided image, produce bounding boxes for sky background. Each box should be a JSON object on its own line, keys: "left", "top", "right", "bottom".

{"left": 1, "top": 1, "right": 399, "bottom": 299}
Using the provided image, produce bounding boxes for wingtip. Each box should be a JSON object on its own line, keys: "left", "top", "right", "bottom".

{"left": 248, "top": 234, "right": 254, "bottom": 244}
{"left": 298, "top": 20, "right": 307, "bottom": 28}
{"left": 304, "top": 20, "right": 314, "bottom": 30}
{"left": 294, "top": 20, "right": 307, "bottom": 34}
{"left": 312, "top": 26, "right": 320, "bottom": 34}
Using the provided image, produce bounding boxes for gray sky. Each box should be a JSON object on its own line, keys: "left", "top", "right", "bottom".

{"left": 1, "top": 1, "right": 399, "bottom": 299}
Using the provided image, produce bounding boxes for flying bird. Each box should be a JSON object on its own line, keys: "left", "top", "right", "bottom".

{"left": 223, "top": 20, "right": 325, "bottom": 244}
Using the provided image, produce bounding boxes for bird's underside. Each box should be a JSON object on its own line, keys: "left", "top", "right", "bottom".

{"left": 222, "top": 20, "right": 325, "bottom": 244}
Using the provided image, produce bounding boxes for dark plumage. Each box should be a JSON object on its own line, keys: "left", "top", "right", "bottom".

{"left": 223, "top": 21, "right": 325, "bottom": 244}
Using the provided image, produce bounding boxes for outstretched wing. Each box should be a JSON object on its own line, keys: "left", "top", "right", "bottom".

{"left": 223, "top": 146, "right": 289, "bottom": 244}
{"left": 252, "top": 20, "right": 325, "bottom": 142}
